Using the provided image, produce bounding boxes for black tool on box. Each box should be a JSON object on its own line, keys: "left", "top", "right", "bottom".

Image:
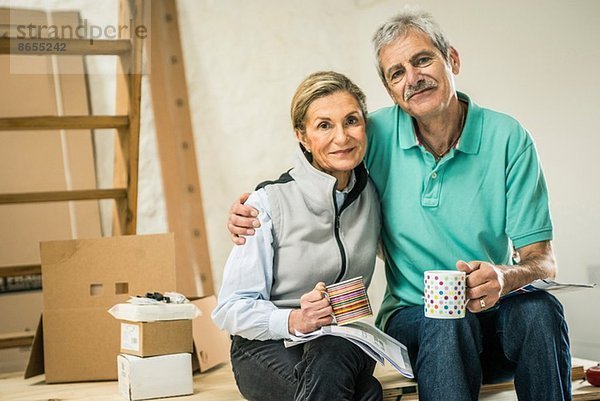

{"left": 138, "top": 292, "right": 171, "bottom": 303}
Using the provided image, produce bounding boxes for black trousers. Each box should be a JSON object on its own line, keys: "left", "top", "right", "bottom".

{"left": 230, "top": 335, "right": 383, "bottom": 401}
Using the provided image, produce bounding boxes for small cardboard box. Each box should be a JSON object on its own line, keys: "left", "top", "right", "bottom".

{"left": 120, "top": 319, "right": 193, "bottom": 357}
{"left": 25, "top": 234, "right": 177, "bottom": 383}
{"left": 118, "top": 353, "right": 193, "bottom": 400}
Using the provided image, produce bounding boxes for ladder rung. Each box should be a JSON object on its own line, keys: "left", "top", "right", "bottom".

{"left": 0, "top": 332, "right": 35, "bottom": 350}
{"left": 0, "top": 264, "right": 41, "bottom": 277}
{"left": 0, "top": 115, "right": 129, "bottom": 131}
{"left": 0, "top": 37, "right": 131, "bottom": 55}
{"left": 0, "top": 188, "right": 127, "bottom": 204}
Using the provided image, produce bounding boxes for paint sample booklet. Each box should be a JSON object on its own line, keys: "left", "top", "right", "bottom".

{"left": 285, "top": 321, "right": 413, "bottom": 379}
{"left": 504, "top": 279, "right": 596, "bottom": 298}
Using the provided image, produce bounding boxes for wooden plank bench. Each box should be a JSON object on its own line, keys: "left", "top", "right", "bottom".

{"left": 1, "top": 358, "right": 599, "bottom": 401}
{"left": 376, "top": 357, "right": 599, "bottom": 401}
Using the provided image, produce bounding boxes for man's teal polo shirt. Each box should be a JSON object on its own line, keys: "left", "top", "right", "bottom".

{"left": 365, "top": 92, "right": 553, "bottom": 330}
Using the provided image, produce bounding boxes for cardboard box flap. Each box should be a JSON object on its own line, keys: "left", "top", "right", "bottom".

{"left": 190, "top": 295, "right": 230, "bottom": 372}
{"left": 24, "top": 315, "right": 44, "bottom": 379}
{"left": 40, "top": 234, "right": 176, "bottom": 310}
{"left": 109, "top": 302, "right": 200, "bottom": 322}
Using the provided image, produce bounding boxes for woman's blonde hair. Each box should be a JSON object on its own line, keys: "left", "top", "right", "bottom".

{"left": 290, "top": 71, "right": 367, "bottom": 134}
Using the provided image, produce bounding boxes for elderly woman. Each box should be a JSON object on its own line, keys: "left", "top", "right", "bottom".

{"left": 212, "top": 71, "right": 382, "bottom": 401}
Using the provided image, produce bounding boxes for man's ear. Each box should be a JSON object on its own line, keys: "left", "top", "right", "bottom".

{"left": 449, "top": 46, "right": 461, "bottom": 74}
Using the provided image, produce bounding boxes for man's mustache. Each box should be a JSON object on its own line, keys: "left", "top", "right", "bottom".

{"left": 404, "top": 80, "right": 437, "bottom": 101}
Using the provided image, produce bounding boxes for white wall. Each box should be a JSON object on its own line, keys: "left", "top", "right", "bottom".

{"left": 176, "top": 0, "right": 600, "bottom": 359}
{"left": 3, "top": 0, "right": 599, "bottom": 360}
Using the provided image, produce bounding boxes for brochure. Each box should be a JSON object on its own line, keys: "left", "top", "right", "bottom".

{"left": 285, "top": 321, "right": 413, "bottom": 379}
{"left": 504, "top": 278, "right": 596, "bottom": 298}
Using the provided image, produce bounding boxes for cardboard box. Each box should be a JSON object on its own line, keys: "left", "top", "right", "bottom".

{"left": 118, "top": 353, "right": 193, "bottom": 400}
{"left": 120, "top": 319, "right": 193, "bottom": 357}
{"left": 25, "top": 234, "right": 177, "bottom": 383}
{"left": 190, "top": 295, "right": 231, "bottom": 372}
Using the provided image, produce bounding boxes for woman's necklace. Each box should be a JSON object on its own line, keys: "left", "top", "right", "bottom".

{"left": 417, "top": 103, "right": 466, "bottom": 161}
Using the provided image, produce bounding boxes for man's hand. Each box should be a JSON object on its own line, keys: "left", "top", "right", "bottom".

{"left": 288, "top": 282, "right": 334, "bottom": 334}
{"left": 456, "top": 241, "right": 557, "bottom": 313}
{"left": 456, "top": 260, "right": 504, "bottom": 312}
{"left": 227, "top": 193, "right": 261, "bottom": 245}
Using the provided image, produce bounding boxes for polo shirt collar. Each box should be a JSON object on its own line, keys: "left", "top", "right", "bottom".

{"left": 398, "top": 107, "right": 418, "bottom": 150}
{"left": 456, "top": 92, "right": 482, "bottom": 155}
{"left": 397, "top": 91, "right": 482, "bottom": 155}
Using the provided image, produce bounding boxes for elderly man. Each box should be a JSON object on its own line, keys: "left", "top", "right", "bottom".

{"left": 227, "top": 9, "right": 571, "bottom": 401}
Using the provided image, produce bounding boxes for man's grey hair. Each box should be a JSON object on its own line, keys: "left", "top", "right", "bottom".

{"left": 372, "top": 7, "right": 450, "bottom": 85}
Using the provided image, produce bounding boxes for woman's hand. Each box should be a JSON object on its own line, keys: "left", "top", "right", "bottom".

{"left": 227, "top": 193, "right": 261, "bottom": 245}
{"left": 288, "top": 282, "right": 334, "bottom": 334}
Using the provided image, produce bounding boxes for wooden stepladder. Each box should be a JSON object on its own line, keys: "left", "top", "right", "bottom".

{"left": 0, "top": 0, "right": 145, "bottom": 247}
{"left": 0, "top": 0, "right": 147, "bottom": 349}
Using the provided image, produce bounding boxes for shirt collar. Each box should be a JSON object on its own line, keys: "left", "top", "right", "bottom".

{"left": 338, "top": 170, "right": 356, "bottom": 194}
{"left": 333, "top": 171, "right": 355, "bottom": 210}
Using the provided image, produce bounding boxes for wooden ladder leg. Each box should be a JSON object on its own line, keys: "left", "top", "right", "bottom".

{"left": 149, "top": 0, "right": 214, "bottom": 297}
{"left": 112, "top": 0, "right": 145, "bottom": 236}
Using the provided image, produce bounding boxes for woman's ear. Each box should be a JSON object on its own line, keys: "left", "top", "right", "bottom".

{"left": 296, "top": 129, "right": 310, "bottom": 152}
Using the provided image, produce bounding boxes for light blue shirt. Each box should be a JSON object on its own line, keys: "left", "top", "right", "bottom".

{"left": 212, "top": 173, "right": 356, "bottom": 340}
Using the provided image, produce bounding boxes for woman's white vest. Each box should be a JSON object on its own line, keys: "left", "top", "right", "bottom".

{"left": 258, "top": 147, "right": 381, "bottom": 308}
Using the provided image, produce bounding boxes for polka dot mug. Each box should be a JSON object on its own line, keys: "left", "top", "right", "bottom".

{"left": 424, "top": 270, "right": 466, "bottom": 319}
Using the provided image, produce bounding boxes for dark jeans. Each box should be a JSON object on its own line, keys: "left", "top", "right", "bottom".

{"left": 230, "top": 335, "right": 382, "bottom": 401}
{"left": 385, "top": 291, "right": 572, "bottom": 401}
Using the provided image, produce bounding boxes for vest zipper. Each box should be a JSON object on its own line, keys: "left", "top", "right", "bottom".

{"left": 333, "top": 190, "right": 347, "bottom": 283}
